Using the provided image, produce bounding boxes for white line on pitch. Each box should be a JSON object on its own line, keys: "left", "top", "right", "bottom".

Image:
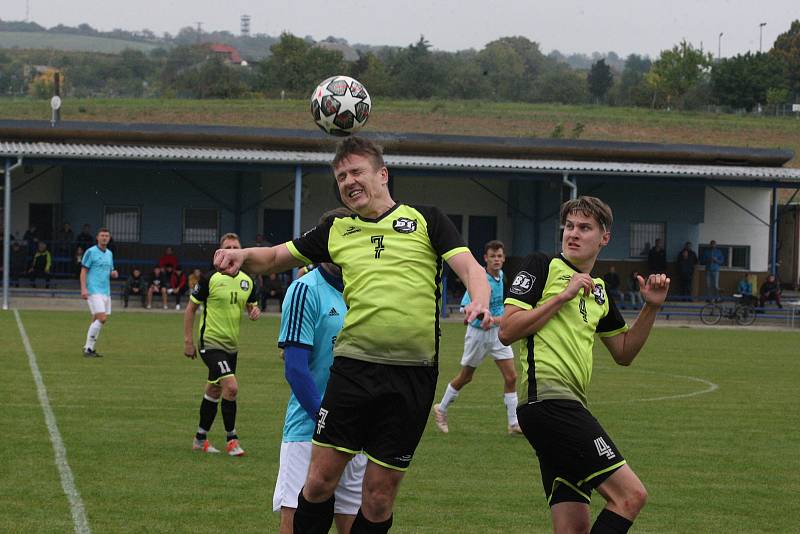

{"left": 14, "top": 309, "right": 91, "bottom": 534}
{"left": 592, "top": 367, "right": 720, "bottom": 405}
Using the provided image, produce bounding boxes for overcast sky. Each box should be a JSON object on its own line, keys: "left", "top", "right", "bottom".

{"left": 5, "top": 0, "right": 798, "bottom": 58}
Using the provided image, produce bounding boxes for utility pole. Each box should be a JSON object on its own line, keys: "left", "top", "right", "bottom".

{"left": 759, "top": 22, "right": 767, "bottom": 53}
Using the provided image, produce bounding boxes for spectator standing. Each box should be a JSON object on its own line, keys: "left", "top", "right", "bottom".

{"left": 28, "top": 241, "right": 53, "bottom": 288}
{"left": 10, "top": 241, "right": 27, "bottom": 287}
{"left": 169, "top": 265, "right": 189, "bottom": 310}
{"left": 602, "top": 265, "right": 624, "bottom": 305}
{"left": 675, "top": 242, "right": 698, "bottom": 300}
{"left": 261, "top": 272, "right": 286, "bottom": 310}
{"left": 54, "top": 222, "right": 75, "bottom": 264}
{"left": 76, "top": 224, "right": 94, "bottom": 250}
{"left": 759, "top": 274, "right": 782, "bottom": 308}
{"left": 123, "top": 268, "right": 146, "bottom": 308}
{"left": 702, "top": 240, "right": 725, "bottom": 301}
{"left": 628, "top": 270, "right": 643, "bottom": 308}
{"left": 647, "top": 238, "right": 667, "bottom": 274}
{"left": 158, "top": 247, "right": 179, "bottom": 270}
{"left": 23, "top": 224, "right": 39, "bottom": 256}
{"left": 73, "top": 246, "right": 85, "bottom": 278}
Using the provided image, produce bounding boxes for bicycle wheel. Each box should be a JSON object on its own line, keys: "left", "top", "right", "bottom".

{"left": 700, "top": 303, "right": 722, "bottom": 325}
{"left": 736, "top": 305, "right": 756, "bottom": 326}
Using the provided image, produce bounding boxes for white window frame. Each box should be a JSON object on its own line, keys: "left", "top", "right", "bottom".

{"left": 182, "top": 207, "right": 219, "bottom": 244}
{"left": 629, "top": 222, "right": 666, "bottom": 258}
{"left": 103, "top": 205, "right": 141, "bottom": 243}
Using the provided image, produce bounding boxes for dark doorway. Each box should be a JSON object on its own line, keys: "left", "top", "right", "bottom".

{"left": 29, "top": 203, "right": 55, "bottom": 242}
{"left": 468, "top": 215, "right": 497, "bottom": 263}
{"left": 263, "top": 209, "right": 294, "bottom": 246}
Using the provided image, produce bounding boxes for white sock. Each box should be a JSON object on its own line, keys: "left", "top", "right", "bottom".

{"left": 504, "top": 392, "right": 518, "bottom": 425}
{"left": 85, "top": 320, "right": 103, "bottom": 350}
{"left": 439, "top": 384, "right": 460, "bottom": 411}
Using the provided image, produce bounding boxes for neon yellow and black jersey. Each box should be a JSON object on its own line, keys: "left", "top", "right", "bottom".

{"left": 286, "top": 204, "right": 468, "bottom": 367}
{"left": 190, "top": 270, "right": 258, "bottom": 353}
{"left": 504, "top": 253, "right": 628, "bottom": 407}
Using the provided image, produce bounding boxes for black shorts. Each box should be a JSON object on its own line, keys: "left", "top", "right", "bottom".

{"left": 517, "top": 400, "right": 626, "bottom": 505}
{"left": 200, "top": 348, "right": 238, "bottom": 384}
{"left": 313, "top": 357, "right": 438, "bottom": 471}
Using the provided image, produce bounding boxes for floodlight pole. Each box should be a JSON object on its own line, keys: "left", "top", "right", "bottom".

{"left": 759, "top": 22, "right": 767, "bottom": 53}
{"left": 718, "top": 32, "right": 723, "bottom": 61}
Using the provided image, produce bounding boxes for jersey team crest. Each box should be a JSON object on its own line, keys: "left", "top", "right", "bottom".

{"left": 240, "top": 280, "right": 250, "bottom": 291}
{"left": 392, "top": 218, "right": 417, "bottom": 233}
{"left": 593, "top": 284, "right": 606, "bottom": 305}
{"left": 510, "top": 271, "right": 535, "bottom": 295}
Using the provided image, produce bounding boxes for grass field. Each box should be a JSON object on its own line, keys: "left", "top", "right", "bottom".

{"left": 2, "top": 310, "right": 799, "bottom": 533}
{"left": 0, "top": 97, "right": 798, "bottom": 168}
{"left": 0, "top": 32, "right": 160, "bottom": 54}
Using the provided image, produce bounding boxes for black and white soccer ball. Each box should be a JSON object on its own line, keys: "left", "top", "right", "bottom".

{"left": 310, "top": 75, "right": 371, "bottom": 136}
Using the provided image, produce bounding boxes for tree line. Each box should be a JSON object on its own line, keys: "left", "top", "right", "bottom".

{"left": 0, "top": 21, "right": 798, "bottom": 112}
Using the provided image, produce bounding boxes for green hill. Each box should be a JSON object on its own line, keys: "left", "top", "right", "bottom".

{"left": 0, "top": 97, "right": 797, "bottom": 167}
{"left": 0, "top": 31, "right": 162, "bottom": 54}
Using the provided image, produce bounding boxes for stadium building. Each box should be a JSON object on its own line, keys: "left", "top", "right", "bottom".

{"left": 2, "top": 119, "right": 800, "bottom": 308}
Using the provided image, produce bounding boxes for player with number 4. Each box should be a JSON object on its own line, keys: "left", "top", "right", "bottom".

{"left": 183, "top": 232, "right": 260, "bottom": 456}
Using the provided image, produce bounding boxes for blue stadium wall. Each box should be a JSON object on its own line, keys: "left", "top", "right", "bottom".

{"left": 61, "top": 166, "right": 262, "bottom": 245}
{"left": 508, "top": 176, "right": 706, "bottom": 259}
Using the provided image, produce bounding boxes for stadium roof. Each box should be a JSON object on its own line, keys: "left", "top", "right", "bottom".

{"left": 0, "top": 119, "right": 794, "bottom": 167}
{"left": 2, "top": 141, "right": 800, "bottom": 186}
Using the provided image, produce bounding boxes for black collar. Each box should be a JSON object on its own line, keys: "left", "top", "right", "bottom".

{"left": 318, "top": 264, "right": 344, "bottom": 293}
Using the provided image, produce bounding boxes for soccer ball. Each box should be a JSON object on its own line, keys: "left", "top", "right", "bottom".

{"left": 310, "top": 76, "right": 371, "bottom": 136}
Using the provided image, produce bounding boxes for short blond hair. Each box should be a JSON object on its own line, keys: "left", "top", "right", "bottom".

{"left": 560, "top": 196, "right": 613, "bottom": 231}
{"left": 219, "top": 232, "right": 240, "bottom": 248}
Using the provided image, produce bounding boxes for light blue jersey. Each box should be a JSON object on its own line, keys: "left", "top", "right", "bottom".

{"left": 461, "top": 269, "right": 504, "bottom": 329}
{"left": 278, "top": 267, "right": 345, "bottom": 442}
{"left": 82, "top": 246, "right": 115, "bottom": 296}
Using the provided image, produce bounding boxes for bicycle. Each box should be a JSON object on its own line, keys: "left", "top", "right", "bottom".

{"left": 699, "top": 295, "right": 756, "bottom": 326}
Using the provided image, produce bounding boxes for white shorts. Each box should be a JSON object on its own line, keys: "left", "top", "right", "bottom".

{"left": 460, "top": 326, "right": 514, "bottom": 367}
{"left": 272, "top": 441, "right": 367, "bottom": 515}
{"left": 87, "top": 294, "right": 112, "bottom": 316}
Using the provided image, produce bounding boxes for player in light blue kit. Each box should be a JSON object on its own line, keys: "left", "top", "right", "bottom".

{"left": 434, "top": 240, "right": 521, "bottom": 434}
{"left": 80, "top": 228, "right": 118, "bottom": 357}
{"left": 273, "top": 210, "right": 366, "bottom": 534}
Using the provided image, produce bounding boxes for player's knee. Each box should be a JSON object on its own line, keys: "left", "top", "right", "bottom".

{"left": 304, "top": 469, "right": 338, "bottom": 498}
{"left": 222, "top": 382, "right": 238, "bottom": 399}
{"left": 361, "top": 486, "right": 394, "bottom": 519}
{"left": 614, "top": 483, "right": 647, "bottom": 517}
{"left": 629, "top": 484, "right": 648, "bottom": 513}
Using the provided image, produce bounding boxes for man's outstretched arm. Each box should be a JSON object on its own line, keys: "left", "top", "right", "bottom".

{"left": 214, "top": 243, "right": 303, "bottom": 276}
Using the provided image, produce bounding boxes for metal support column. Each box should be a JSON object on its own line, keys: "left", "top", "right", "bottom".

{"left": 292, "top": 165, "right": 303, "bottom": 278}
{"left": 770, "top": 186, "right": 778, "bottom": 276}
{"left": 3, "top": 157, "right": 23, "bottom": 310}
{"left": 563, "top": 172, "right": 577, "bottom": 200}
